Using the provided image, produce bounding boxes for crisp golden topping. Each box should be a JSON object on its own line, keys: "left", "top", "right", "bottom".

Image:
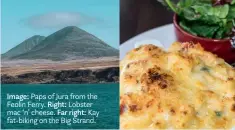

{"left": 120, "top": 42, "right": 235, "bottom": 129}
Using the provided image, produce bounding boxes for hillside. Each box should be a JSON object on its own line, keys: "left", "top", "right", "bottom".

{"left": 2, "top": 35, "right": 45, "bottom": 59}
{"left": 11, "top": 26, "right": 119, "bottom": 61}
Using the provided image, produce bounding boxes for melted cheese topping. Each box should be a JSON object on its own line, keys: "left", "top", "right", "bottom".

{"left": 120, "top": 42, "right": 235, "bottom": 129}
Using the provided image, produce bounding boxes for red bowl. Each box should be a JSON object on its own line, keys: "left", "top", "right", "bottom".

{"left": 173, "top": 14, "right": 235, "bottom": 63}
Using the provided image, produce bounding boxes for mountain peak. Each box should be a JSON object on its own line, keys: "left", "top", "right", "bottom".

{"left": 4, "top": 26, "right": 118, "bottom": 61}
{"left": 60, "top": 26, "right": 83, "bottom": 32}
{"left": 2, "top": 35, "right": 45, "bottom": 59}
{"left": 30, "top": 35, "right": 45, "bottom": 38}
{"left": 63, "top": 26, "right": 79, "bottom": 30}
{"left": 41, "top": 26, "right": 88, "bottom": 39}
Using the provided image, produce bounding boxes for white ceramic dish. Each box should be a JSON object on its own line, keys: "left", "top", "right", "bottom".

{"left": 120, "top": 24, "right": 175, "bottom": 59}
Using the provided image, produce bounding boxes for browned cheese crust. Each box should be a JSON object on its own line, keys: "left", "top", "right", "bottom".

{"left": 120, "top": 42, "right": 235, "bottom": 129}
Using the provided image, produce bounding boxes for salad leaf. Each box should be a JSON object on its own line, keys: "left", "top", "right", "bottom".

{"left": 192, "top": 4, "right": 229, "bottom": 19}
{"left": 215, "top": 22, "right": 232, "bottom": 39}
{"left": 181, "top": 8, "right": 201, "bottom": 21}
{"left": 232, "top": 0, "right": 235, "bottom": 4}
{"left": 190, "top": 23, "right": 220, "bottom": 38}
{"left": 200, "top": 15, "right": 223, "bottom": 25}
{"left": 227, "top": 5, "right": 235, "bottom": 19}
{"left": 177, "top": 0, "right": 195, "bottom": 8}
{"left": 179, "top": 20, "right": 197, "bottom": 36}
{"left": 215, "top": 27, "right": 226, "bottom": 39}
{"left": 224, "top": 21, "right": 234, "bottom": 35}
{"left": 158, "top": 0, "right": 234, "bottom": 39}
{"left": 208, "top": 4, "right": 229, "bottom": 18}
{"left": 191, "top": 5, "right": 209, "bottom": 14}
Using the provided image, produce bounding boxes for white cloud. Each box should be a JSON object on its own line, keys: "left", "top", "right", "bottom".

{"left": 23, "top": 12, "right": 98, "bottom": 29}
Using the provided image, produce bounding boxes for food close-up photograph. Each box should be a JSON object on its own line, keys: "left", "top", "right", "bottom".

{"left": 120, "top": 0, "right": 235, "bottom": 129}
{"left": 1, "top": 0, "right": 235, "bottom": 129}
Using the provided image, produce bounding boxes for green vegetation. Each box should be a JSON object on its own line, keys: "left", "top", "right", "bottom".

{"left": 158, "top": 0, "right": 235, "bottom": 39}
{"left": 215, "top": 111, "right": 222, "bottom": 117}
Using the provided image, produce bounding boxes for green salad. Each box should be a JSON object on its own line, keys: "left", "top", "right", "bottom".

{"left": 158, "top": 0, "right": 235, "bottom": 39}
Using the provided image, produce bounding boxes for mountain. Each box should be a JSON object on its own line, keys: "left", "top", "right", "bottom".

{"left": 11, "top": 26, "right": 119, "bottom": 61}
{"left": 2, "top": 35, "right": 45, "bottom": 59}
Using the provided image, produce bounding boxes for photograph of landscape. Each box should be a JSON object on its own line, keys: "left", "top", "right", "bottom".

{"left": 1, "top": 0, "right": 119, "bottom": 84}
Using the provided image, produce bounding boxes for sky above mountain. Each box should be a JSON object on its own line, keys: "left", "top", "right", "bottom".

{"left": 1, "top": 0, "right": 119, "bottom": 54}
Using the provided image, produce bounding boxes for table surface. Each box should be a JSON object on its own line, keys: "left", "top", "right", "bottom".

{"left": 120, "top": 0, "right": 175, "bottom": 44}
